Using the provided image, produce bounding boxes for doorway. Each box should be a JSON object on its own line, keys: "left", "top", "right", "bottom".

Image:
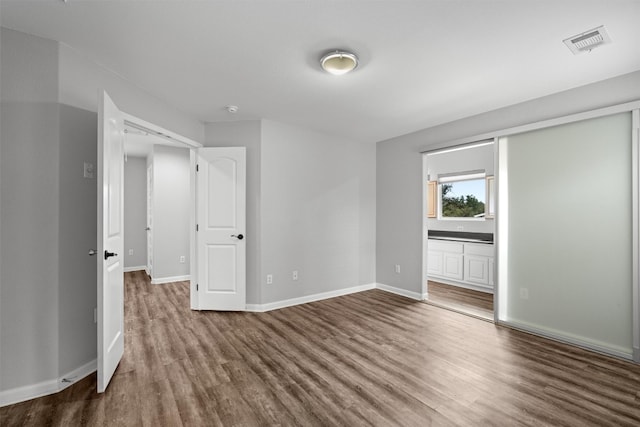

{"left": 123, "top": 126, "right": 191, "bottom": 285}
{"left": 423, "top": 141, "right": 496, "bottom": 321}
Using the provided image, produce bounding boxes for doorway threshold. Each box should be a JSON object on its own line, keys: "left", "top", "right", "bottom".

{"left": 425, "top": 280, "right": 494, "bottom": 321}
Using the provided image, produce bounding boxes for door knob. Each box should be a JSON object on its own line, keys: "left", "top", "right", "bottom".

{"left": 104, "top": 250, "right": 118, "bottom": 260}
{"left": 88, "top": 249, "right": 98, "bottom": 256}
{"left": 145, "top": 227, "right": 151, "bottom": 231}
{"left": 231, "top": 234, "right": 244, "bottom": 240}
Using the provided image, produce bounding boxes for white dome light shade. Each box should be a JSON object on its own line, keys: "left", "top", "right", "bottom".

{"left": 320, "top": 51, "right": 358, "bottom": 75}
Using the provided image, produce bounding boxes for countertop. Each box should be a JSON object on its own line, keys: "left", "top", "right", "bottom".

{"left": 428, "top": 230, "right": 493, "bottom": 244}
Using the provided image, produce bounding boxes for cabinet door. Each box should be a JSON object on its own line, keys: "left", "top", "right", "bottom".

{"left": 427, "top": 251, "right": 443, "bottom": 276}
{"left": 443, "top": 253, "right": 463, "bottom": 280}
{"left": 485, "top": 176, "right": 495, "bottom": 219}
{"left": 427, "top": 181, "right": 437, "bottom": 218}
{"left": 464, "top": 255, "right": 489, "bottom": 285}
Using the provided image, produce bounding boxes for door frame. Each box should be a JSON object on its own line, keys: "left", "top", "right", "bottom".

{"left": 109, "top": 111, "right": 203, "bottom": 308}
{"left": 120, "top": 112, "right": 202, "bottom": 306}
{"left": 421, "top": 140, "right": 498, "bottom": 322}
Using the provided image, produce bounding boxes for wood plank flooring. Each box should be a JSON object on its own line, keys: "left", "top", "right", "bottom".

{"left": 426, "top": 280, "right": 494, "bottom": 320}
{"left": 2, "top": 270, "right": 640, "bottom": 426}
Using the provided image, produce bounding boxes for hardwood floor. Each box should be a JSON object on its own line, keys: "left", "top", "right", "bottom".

{"left": 426, "top": 280, "right": 494, "bottom": 320}
{"left": 2, "top": 270, "right": 640, "bottom": 426}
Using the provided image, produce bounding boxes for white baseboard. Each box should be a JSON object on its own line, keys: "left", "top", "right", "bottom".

{"left": 246, "top": 283, "right": 376, "bottom": 312}
{"left": 124, "top": 265, "right": 146, "bottom": 273}
{"left": 503, "top": 319, "right": 633, "bottom": 361}
{"left": 376, "top": 283, "right": 427, "bottom": 301}
{"left": 245, "top": 283, "right": 430, "bottom": 312}
{"left": 0, "top": 359, "right": 96, "bottom": 407}
{"left": 151, "top": 274, "right": 190, "bottom": 284}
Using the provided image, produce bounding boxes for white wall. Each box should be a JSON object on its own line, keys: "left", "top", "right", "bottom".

{"left": 260, "top": 120, "right": 376, "bottom": 304}
{"left": 150, "top": 146, "right": 191, "bottom": 281}
{"left": 426, "top": 142, "right": 494, "bottom": 233}
{"left": 377, "top": 70, "right": 640, "bottom": 294}
{"left": 124, "top": 156, "right": 147, "bottom": 269}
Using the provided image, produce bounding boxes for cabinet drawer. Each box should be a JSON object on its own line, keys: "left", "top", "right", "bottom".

{"left": 464, "top": 243, "right": 494, "bottom": 257}
{"left": 428, "top": 240, "right": 463, "bottom": 254}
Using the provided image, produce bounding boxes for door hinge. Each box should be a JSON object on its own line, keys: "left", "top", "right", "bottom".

{"left": 196, "top": 224, "right": 199, "bottom": 232}
{"left": 196, "top": 164, "right": 199, "bottom": 172}
{"left": 196, "top": 283, "right": 199, "bottom": 291}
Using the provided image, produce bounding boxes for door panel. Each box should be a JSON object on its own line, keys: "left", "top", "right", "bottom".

{"left": 206, "top": 244, "right": 237, "bottom": 292}
{"left": 197, "top": 147, "right": 246, "bottom": 310}
{"left": 97, "top": 90, "right": 125, "bottom": 392}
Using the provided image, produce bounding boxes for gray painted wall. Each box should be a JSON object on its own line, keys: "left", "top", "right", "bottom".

{"left": 377, "top": 70, "right": 640, "bottom": 294}
{"left": 426, "top": 142, "right": 494, "bottom": 233}
{"left": 1, "top": 27, "right": 61, "bottom": 391}
{"left": 151, "top": 146, "right": 190, "bottom": 280}
{"left": 204, "top": 120, "right": 262, "bottom": 304}
{"left": 124, "top": 156, "right": 147, "bottom": 269}
{"left": 203, "top": 119, "right": 376, "bottom": 305}
{"left": 0, "top": 27, "right": 205, "bottom": 397}
{"left": 260, "top": 120, "right": 376, "bottom": 304}
{"left": 58, "top": 104, "right": 98, "bottom": 376}
{"left": 58, "top": 43, "right": 203, "bottom": 143}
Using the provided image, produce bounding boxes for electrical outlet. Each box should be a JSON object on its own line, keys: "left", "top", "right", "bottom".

{"left": 395, "top": 264, "right": 401, "bottom": 274}
{"left": 128, "top": 249, "right": 134, "bottom": 255}
{"left": 520, "top": 288, "right": 529, "bottom": 300}
{"left": 266, "top": 274, "right": 273, "bottom": 285}
{"left": 83, "top": 162, "right": 95, "bottom": 179}
{"left": 292, "top": 270, "right": 298, "bottom": 281}
{"left": 179, "top": 255, "right": 186, "bottom": 263}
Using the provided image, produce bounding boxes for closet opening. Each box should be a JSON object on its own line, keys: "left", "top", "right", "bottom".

{"left": 423, "top": 141, "right": 495, "bottom": 321}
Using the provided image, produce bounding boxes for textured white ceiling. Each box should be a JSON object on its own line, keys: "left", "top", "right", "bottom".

{"left": 2, "top": 0, "right": 639, "bottom": 143}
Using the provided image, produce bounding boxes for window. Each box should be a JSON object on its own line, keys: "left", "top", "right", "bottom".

{"left": 440, "top": 173, "right": 486, "bottom": 218}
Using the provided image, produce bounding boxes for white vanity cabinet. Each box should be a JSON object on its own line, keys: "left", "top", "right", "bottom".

{"left": 463, "top": 243, "right": 494, "bottom": 287}
{"left": 427, "top": 240, "right": 464, "bottom": 280}
{"left": 428, "top": 239, "right": 494, "bottom": 292}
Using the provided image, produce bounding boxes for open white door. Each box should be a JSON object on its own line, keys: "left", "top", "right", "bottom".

{"left": 146, "top": 163, "right": 153, "bottom": 278}
{"left": 97, "top": 90, "right": 125, "bottom": 392}
{"left": 196, "top": 147, "right": 246, "bottom": 310}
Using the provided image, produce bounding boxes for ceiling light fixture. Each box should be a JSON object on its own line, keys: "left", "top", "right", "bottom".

{"left": 225, "top": 105, "right": 239, "bottom": 113}
{"left": 320, "top": 50, "right": 358, "bottom": 75}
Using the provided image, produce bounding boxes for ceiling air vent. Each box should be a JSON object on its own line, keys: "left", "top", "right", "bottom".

{"left": 563, "top": 25, "right": 611, "bottom": 55}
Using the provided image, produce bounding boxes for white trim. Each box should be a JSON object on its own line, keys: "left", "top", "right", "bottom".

{"left": 123, "top": 265, "right": 146, "bottom": 273}
{"left": 501, "top": 320, "right": 633, "bottom": 361}
{"left": 419, "top": 100, "right": 640, "bottom": 154}
{"left": 245, "top": 283, "right": 376, "bottom": 312}
{"left": 376, "top": 283, "right": 427, "bottom": 301}
{"left": 190, "top": 150, "right": 198, "bottom": 310}
{"left": 421, "top": 153, "right": 429, "bottom": 304}
{"left": 0, "top": 359, "right": 96, "bottom": 407}
{"left": 122, "top": 112, "right": 202, "bottom": 149}
{"left": 245, "top": 304, "right": 263, "bottom": 312}
{"left": 632, "top": 108, "right": 640, "bottom": 363}
{"left": 150, "top": 274, "right": 190, "bottom": 284}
